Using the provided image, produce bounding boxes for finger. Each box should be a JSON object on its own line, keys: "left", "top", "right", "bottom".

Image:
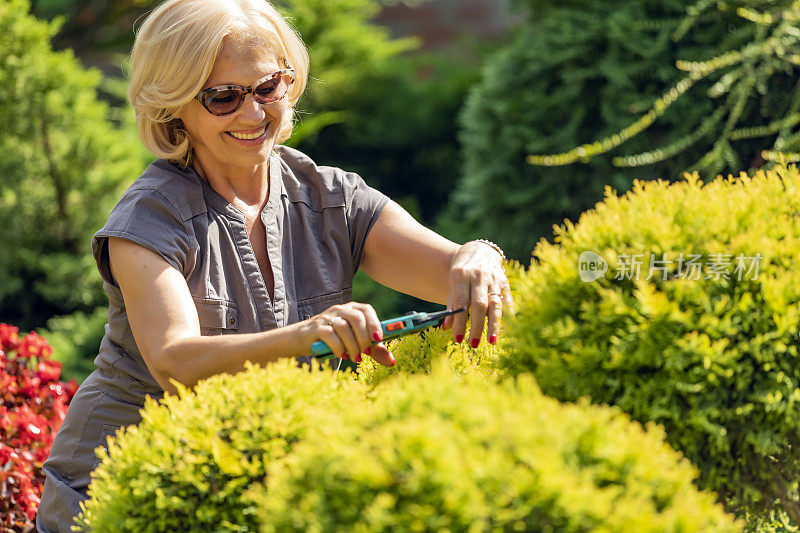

{"left": 337, "top": 305, "right": 372, "bottom": 356}
{"left": 367, "top": 342, "right": 395, "bottom": 366}
{"left": 486, "top": 290, "right": 503, "bottom": 345}
{"left": 450, "top": 276, "right": 470, "bottom": 344}
{"left": 330, "top": 316, "right": 362, "bottom": 363}
{"left": 352, "top": 302, "right": 383, "bottom": 346}
{"left": 441, "top": 291, "right": 454, "bottom": 331}
{"left": 317, "top": 319, "right": 346, "bottom": 359}
{"left": 468, "top": 280, "right": 489, "bottom": 348}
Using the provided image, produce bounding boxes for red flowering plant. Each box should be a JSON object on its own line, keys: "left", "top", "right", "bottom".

{"left": 0, "top": 324, "right": 77, "bottom": 532}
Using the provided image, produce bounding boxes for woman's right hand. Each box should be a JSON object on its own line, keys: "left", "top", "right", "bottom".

{"left": 300, "top": 302, "right": 396, "bottom": 366}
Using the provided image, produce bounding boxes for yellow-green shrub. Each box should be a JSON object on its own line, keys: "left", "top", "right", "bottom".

{"left": 356, "top": 261, "right": 525, "bottom": 388}
{"left": 355, "top": 326, "right": 506, "bottom": 387}
{"left": 501, "top": 165, "right": 800, "bottom": 523}
{"left": 74, "top": 360, "right": 365, "bottom": 532}
{"left": 253, "top": 365, "right": 739, "bottom": 532}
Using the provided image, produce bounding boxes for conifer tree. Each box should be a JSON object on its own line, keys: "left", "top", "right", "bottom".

{"left": 453, "top": 0, "right": 800, "bottom": 260}
{"left": 0, "top": 0, "right": 148, "bottom": 329}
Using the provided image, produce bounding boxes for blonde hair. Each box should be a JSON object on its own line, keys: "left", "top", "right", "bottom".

{"left": 128, "top": 0, "right": 309, "bottom": 166}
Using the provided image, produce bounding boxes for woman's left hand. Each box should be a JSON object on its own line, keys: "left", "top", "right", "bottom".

{"left": 441, "top": 241, "right": 515, "bottom": 347}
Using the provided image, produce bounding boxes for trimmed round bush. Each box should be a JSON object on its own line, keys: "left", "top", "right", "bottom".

{"left": 74, "top": 360, "right": 366, "bottom": 532}
{"left": 253, "top": 368, "right": 739, "bottom": 532}
{"left": 500, "top": 164, "right": 800, "bottom": 523}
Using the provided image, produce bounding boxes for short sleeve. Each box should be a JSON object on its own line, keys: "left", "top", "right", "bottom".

{"left": 342, "top": 171, "right": 389, "bottom": 272}
{"left": 92, "top": 188, "right": 195, "bottom": 287}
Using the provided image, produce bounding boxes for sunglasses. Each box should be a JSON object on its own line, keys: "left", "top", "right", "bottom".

{"left": 194, "top": 68, "right": 295, "bottom": 116}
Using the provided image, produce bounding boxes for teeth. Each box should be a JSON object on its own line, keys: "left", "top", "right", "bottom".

{"left": 229, "top": 126, "right": 266, "bottom": 140}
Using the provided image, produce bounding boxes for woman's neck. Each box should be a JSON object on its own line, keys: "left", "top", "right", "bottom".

{"left": 193, "top": 155, "right": 270, "bottom": 213}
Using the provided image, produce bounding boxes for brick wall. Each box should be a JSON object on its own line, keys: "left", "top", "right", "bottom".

{"left": 374, "top": 0, "right": 516, "bottom": 50}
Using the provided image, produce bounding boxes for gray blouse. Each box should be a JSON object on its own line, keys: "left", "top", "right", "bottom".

{"left": 91, "top": 145, "right": 389, "bottom": 403}
{"left": 37, "top": 146, "right": 389, "bottom": 531}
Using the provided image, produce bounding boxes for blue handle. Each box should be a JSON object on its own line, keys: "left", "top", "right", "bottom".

{"left": 309, "top": 313, "right": 421, "bottom": 358}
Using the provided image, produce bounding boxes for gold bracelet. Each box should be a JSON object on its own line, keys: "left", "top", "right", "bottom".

{"left": 471, "top": 239, "right": 506, "bottom": 263}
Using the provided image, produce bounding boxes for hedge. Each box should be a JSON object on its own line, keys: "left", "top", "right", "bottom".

{"left": 501, "top": 164, "right": 800, "bottom": 524}
{"left": 76, "top": 359, "right": 737, "bottom": 531}
{"left": 253, "top": 367, "right": 737, "bottom": 532}
{"left": 74, "top": 360, "right": 364, "bottom": 532}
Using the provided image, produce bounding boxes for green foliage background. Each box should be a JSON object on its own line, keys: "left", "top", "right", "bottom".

{"left": 449, "top": 0, "right": 800, "bottom": 261}
{"left": 0, "top": 0, "right": 149, "bottom": 332}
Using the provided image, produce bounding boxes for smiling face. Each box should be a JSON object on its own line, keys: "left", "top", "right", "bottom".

{"left": 179, "top": 34, "right": 289, "bottom": 177}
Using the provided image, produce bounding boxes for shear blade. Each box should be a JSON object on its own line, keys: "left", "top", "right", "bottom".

{"left": 411, "top": 307, "right": 466, "bottom": 326}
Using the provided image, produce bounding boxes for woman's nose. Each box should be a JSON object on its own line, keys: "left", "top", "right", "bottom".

{"left": 238, "top": 93, "right": 267, "bottom": 121}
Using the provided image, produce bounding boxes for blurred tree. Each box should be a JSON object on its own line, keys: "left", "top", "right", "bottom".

{"left": 450, "top": 0, "right": 800, "bottom": 261}
{"left": 31, "top": 0, "right": 152, "bottom": 60}
{"left": 528, "top": 1, "right": 800, "bottom": 173}
{"left": 295, "top": 50, "right": 483, "bottom": 224}
{"left": 0, "top": 0, "right": 149, "bottom": 331}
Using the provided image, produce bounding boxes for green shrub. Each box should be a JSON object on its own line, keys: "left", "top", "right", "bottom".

{"left": 253, "top": 367, "right": 739, "bottom": 532}
{"left": 525, "top": 1, "right": 800, "bottom": 173}
{"left": 355, "top": 261, "right": 526, "bottom": 387}
{"left": 0, "top": 0, "right": 149, "bottom": 330}
{"left": 501, "top": 164, "right": 800, "bottom": 523}
{"left": 354, "top": 325, "right": 503, "bottom": 388}
{"left": 74, "top": 360, "right": 366, "bottom": 532}
{"left": 452, "top": 0, "right": 800, "bottom": 261}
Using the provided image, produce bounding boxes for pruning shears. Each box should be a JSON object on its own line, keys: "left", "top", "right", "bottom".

{"left": 310, "top": 308, "right": 466, "bottom": 360}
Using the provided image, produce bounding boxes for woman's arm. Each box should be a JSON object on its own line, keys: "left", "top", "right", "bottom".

{"left": 359, "top": 200, "right": 514, "bottom": 347}
{"left": 359, "top": 200, "right": 459, "bottom": 305}
{"left": 108, "top": 238, "right": 394, "bottom": 393}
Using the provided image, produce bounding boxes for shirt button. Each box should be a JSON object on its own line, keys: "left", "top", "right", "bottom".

{"left": 229, "top": 316, "right": 236, "bottom": 325}
{"left": 303, "top": 314, "right": 311, "bottom": 320}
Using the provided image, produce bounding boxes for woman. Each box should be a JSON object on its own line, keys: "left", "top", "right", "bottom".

{"left": 37, "top": 0, "right": 513, "bottom": 529}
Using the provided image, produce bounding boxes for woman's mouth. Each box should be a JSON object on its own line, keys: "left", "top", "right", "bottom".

{"left": 227, "top": 124, "right": 269, "bottom": 142}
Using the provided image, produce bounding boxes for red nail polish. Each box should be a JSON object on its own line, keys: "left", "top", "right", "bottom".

{"left": 355, "top": 354, "right": 362, "bottom": 363}
{"left": 373, "top": 331, "right": 383, "bottom": 342}
{"left": 455, "top": 334, "right": 464, "bottom": 343}
{"left": 471, "top": 338, "right": 480, "bottom": 349}
{"left": 342, "top": 353, "right": 349, "bottom": 360}
{"left": 489, "top": 334, "right": 498, "bottom": 345}
{"left": 365, "top": 347, "right": 372, "bottom": 356}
